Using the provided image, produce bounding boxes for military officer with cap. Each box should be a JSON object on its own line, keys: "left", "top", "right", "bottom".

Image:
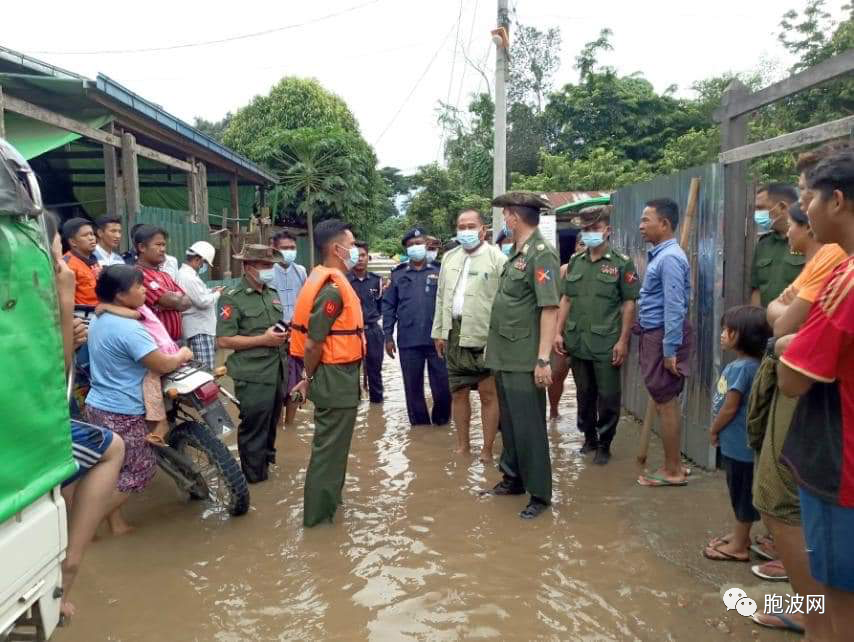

{"left": 382, "top": 227, "right": 451, "bottom": 426}
{"left": 485, "top": 191, "right": 560, "bottom": 520}
{"left": 750, "top": 183, "right": 803, "bottom": 307}
{"left": 553, "top": 205, "right": 640, "bottom": 465}
{"left": 217, "top": 244, "right": 288, "bottom": 484}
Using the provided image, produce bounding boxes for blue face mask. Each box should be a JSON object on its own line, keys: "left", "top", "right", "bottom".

{"left": 198, "top": 263, "right": 208, "bottom": 275}
{"left": 501, "top": 222, "right": 511, "bottom": 238}
{"left": 258, "top": 268, "right": 275, "bottom": 284}
{"left": 580, "top": 231, "right": 605, "bottom": 249}
{"left": 456, "top": 229, "right": 480, "bottom": 250}
{"left": 426, "top": 250, "right": 438, "bottom": 263}
{"left": 754, "top": 210, "right": 771, "bottom": 232}
{"left": 407, "top": 243, "right": 427, "bottom": 262}
{"left": 280, "top": 249, "right": 297, "bottom": 264}
{"left": 501, "top": 243, "right": 513, "bottom": 256}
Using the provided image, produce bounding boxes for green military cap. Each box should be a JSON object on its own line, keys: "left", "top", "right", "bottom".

{"left": 571, "top": 204, "right": 613, "bottom": 228}
{"left": 233, "top": 243, "right": 284, "bottom": 264}
{"left": 491, "top": 191, "right": 551, "bottom": 210}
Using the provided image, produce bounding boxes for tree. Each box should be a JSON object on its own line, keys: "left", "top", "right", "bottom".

{"left": 512, "top": 148, "right": 653, "bottom": 192}
{"left": 508, "top": 20, "right": 562, "bottom": 111}
{"left": 193, "top": 113, "right": 233, "bottom": 142}
{"left": 405, "top": 163, "right": 490, "bottom": 240}
{"left": 574, "top": 28, "right": 614, "bottom": 81}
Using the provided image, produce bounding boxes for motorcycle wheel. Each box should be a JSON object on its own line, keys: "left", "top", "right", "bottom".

{"left": 168, "top": 421, "right": 250, "bottom": 516}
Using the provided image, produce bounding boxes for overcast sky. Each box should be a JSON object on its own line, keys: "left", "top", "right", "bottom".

{"left": 4, "top": 0, "right": 846, "bottom": 173}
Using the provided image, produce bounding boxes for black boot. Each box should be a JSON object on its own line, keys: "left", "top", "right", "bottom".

{"left": 520, "top": 497, "right": 550, "bottom": 519}
{"left": 485, "top": 478, "right": 524, "bottom": 496}
{"left": 593, "top": 446, "right": 611, "bottom": 466}
{"left": 579, "top": 438, "right": 598, "bottom": 455}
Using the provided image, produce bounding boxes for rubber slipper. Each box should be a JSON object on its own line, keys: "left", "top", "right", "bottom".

{"left": 702, "top": 545, "right": 749, "bottom": 562}
{"left": 750, "top": 542, "right": 775, "bottom": 561}
{"left": 637, "top": 473, "right": 687, "bottom": 487}
{"left": 707, "top": 534, "right": 732, "bottom": 548}
{"left": 751, "top": 612, "right": 805, "bottom": 633}
{"left": 145, "top": 434, "right": 168, "bottom": 447}
{"left": 751, "top": 560, "right": 789, "bottom": 582}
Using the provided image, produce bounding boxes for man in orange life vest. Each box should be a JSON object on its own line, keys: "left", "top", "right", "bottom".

{"left": 290, "top": 219, "right": 365, "bottom": 527}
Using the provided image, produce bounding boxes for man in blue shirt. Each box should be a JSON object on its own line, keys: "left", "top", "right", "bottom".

{"left": 348, "top": 241, "right": 385, "bottom": 403}
{"left": 636, "top": 198, "right": 694, "bottom": 487}
{"left": 271, "top": 231, "right": 308, "bottom": 425}
{"left": 382, "top": 228, "right": 451, "bottom": 426}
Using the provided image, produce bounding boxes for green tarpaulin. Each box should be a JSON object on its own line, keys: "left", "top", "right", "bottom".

{"left": 4, "top": 111, "right": 112, "bottom": 160}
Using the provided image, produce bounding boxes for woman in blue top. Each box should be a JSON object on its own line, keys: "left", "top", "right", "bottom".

{"left": 85, "top": 265, "right": 192, "bottom": 535}
{"left": 704, "top": 305, "right": 771, "bottom": 562}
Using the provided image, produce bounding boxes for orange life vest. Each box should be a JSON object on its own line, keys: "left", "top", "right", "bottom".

{"left": 290, "top": 266, "right": 365, "bottom": 364}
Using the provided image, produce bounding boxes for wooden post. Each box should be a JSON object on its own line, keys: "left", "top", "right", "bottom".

{"left": 719, "top": 80, "right": 751, "bottom": 314}
{"left": 121, "top": 131, "right": 141, "bottom": 234}
{"left": 0, "top": 86, "right": 5, "bottom": 139}
{"left": 103, "top": 123, "right": 123, "bottom": 227}
{"left": 187, "top": 155, "right": 199, "bottom": 223}
{"left": 229, "top": 174, "right": 240, "bottom": 224}
{"left": 221, "top": 207, "right": 232, "bottom": 279}
{"left": 197, "top": 162, "right": 209, "bottom": 226}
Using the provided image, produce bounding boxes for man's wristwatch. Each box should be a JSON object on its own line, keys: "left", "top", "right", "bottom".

{"left": 303, "top": 372, "right": 315, "bottom": 383}
{"left": 536, "top": 358, "right": 550, "bottom": 368}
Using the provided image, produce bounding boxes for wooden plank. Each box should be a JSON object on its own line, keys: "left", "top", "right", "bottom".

{"left": 0, "top": 85, "right": 5, "bottom": 139}
{"left": 198, "top": 162, "right": 209, "bottom": 226}
{"left": 121, "top": 131, "right": 141, "bottom": 234}
{"left": 720, "top": 115, "right": 854, "bottom": 165}
{"left": 229, "top": 174, "right": 240, "bottom": 222}
{"left": 187, "top": 155, "right": 199, "bottom": 222}
{"left": 720, "top": 81, "right": 751, "bottom": 315}
{"left": 2, "top": 94, "right": 194, "bottom": 173}
{"left": 102, "top": 122, "right": 123, "bottom": 218}
{"left": 716, "top": 49, "right": 854, "bottom": 120}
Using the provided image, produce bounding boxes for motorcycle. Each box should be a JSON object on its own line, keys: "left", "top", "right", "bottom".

{"left": 72, "top": 307, "right": 249, "bottom": 516}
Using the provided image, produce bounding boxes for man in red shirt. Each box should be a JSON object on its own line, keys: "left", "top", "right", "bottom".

{"left": 62, "top": 217, "right": 101, "bottom": 306}
{"left": 133, "top": 225, "right": 191, "bottom": 341}
{"left": 778, "top": 151, "right": 854, "bottom": 634}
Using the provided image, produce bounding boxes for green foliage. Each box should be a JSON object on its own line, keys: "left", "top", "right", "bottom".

{"left": 574, "top": 28, "right": 614, "bottom": 81}
{"left": 404, "top": 163, "right": 491, "bottom": 240}
{"left": 509, "top": 20, "right": 562, "bottom": 110}
{"left": 512, "top": 149, "right": 654, "bottom": 192}
{"left": 193, "top": 113, "right": 233, "bottom": 143}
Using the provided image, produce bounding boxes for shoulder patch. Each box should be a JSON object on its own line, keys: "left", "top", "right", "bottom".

{"left": 220, "top": 304, "right": 233, "bottom": 320}
{"left": 323, "top": 299, "right": 341, "bottom": 318}
{"left": 624, "top": 270, "right": 639, "bottom": 284}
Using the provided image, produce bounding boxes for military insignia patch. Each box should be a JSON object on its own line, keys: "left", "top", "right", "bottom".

{"left": 536, "top": 267, "right": 551, "bottom": 283}
{"left": 600, "top": 265, "right": 619, "bottom": 277}
{"left": 324, "top": 300, "right": 340, "bottom": 318}
{"left": 513, "top": 259, "right": 527, "bottom": 271}
{"left": 220, "top": 304, "right": 233, "bottom": 320}
{"left": 625, "top": 271, "right": 638, "bottom": 284}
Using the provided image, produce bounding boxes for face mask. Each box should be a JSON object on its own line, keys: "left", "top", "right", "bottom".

{"left": 501, "top": 243, "right": 513, "bottom": 256}
{"left": 754, "top": 210, "right": 771, "bottom": 232}
{"left": 280, "top": 249, "right": 297, "bottom": 264}
{"left": 501, "top": 222, "right": 511, "bottom": 238}
{"left": 407, "top": 244, "right": 427, "bottom": 262}
{"left": 257, "top": 268, "right": 275, "bottom": 284}
{"left": 580, "top": 231, "right": 605, "bottom": 249}
{"left": 426, "top": 250, "right": 438, "bottom": 263}
{"left": 456, "top": 229, "right": 480, "bottom": 250}
{"left": 199, "top": 263, "right": 208, "bottom": 275}
{"left": 337, "top": 244, "right": 359, "bottom": 270}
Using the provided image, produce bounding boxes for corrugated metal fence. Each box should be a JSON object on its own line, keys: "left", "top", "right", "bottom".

{"left": 611, "top": 163, "right": 724, "bottom": 468}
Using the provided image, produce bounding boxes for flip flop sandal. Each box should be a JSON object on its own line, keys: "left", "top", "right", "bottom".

{"left": 750, "top": 542, "right": 775, "bottom": 561}
{"left": 707, "top": 534, "right": 732, "bottom": 548}
{"left": 637, "top": 474, "right": 687, "bottom": 487}
{"left": 702, "top": 545, "right": 749, "bottom": 562}
{"left": 751, "top": 560, "right": 789, "bottom": 582}
{"left": 751, "top": 612, "right": 805, "bottom": 633}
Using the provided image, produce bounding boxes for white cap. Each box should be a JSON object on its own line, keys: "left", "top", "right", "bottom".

{"left": 187, "top": 241, "right": 215, "bottom": 265}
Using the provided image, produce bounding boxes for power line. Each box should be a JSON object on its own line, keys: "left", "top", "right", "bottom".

{"left": 375, "top": 21, "right": 458, "bottom": 146}
{"left": 25, "top": 0, "right": 383, "bottom": 55}
{"left": 455, "top": 0, "right": 480, "bottom": 109}
{"left": 437, "top": 0, "right": 467, "bottom": 162}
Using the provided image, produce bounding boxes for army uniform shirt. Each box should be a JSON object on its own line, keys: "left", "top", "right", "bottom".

{"left": 485, "top": 228, "right": 561, "bottom": 372}
{"left": 561, "top": 247, "right": 640, "bottom": 362}
{"left": 751, "top": 232, "right": 805, "bottom": 307}
{"left": 216, "top": 279, "right": 288, "bottom": 383}
{"left": 307, "top": 283, "right": 361, "bottom": 409}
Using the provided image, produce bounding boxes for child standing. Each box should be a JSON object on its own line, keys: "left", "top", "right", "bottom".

{"left": 704, "top": 305, "right": 772, "bottom": 562}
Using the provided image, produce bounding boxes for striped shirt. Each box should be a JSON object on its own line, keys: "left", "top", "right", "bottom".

{"left": 140, "top": 266, "right": 185, "bottom": 341}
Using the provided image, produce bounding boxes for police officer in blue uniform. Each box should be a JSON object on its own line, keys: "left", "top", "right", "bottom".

{"left": 348, "top": 240, "right": 385, "bottom": 403}
{"left": 382, "top": 228, "right": 451, "bottom": 426}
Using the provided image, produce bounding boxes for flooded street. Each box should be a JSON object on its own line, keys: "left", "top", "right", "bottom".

{"left": 56, "top": 356, "right": 794, "bottom": 641}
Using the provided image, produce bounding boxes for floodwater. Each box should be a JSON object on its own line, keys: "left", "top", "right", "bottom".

{"left": 55, "top": 356, "right": 794, "bottom": 641}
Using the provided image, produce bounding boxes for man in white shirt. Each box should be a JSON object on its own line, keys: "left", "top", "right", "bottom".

{"left": 432, "top": 209, "right": 507, "bottom": 461}
{"left": 161, "top": 253, "right": 180, "bottom": 280}
{"left": 93, "top": 215, "right": 125, "bottom": 266}
{"left": 176, "top": 241, "right": 222, "bottom": 370}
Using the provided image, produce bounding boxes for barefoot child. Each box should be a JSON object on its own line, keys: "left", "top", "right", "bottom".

{"left": 704, "top": 305, "right": 771, "bottom": 562}
{"left": 97, "top": 302, "right": 183, "bottom": 446}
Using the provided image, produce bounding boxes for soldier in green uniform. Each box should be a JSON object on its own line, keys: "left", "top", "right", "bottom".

{"left": 289, "top": 220, "right": 363, "bottom": 528}
{"left": 216, "top": 245, "right": 288, "bottom": 484}
{"left": 751, "top": 183, "right": 803, "bottom": 307}
{"left": 553, "top": 206, "right": 640, "bottom": 465}
{"left": 484, "top": 192, "right": 561, "bottom": 520}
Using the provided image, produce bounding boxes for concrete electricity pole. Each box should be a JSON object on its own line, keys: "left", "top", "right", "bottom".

{"left": 491, "top": 0, "right": 510, "bottom": 239}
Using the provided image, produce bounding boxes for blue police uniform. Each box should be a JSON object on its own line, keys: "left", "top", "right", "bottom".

{"left": 348, "top": 270, "right": 385, "bottom": 403}
{"left": 382, "top": 253, "right": 451, "bottom": 426}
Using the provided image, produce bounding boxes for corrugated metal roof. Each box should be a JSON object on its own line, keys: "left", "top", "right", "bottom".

{"left": 540, "top": 191, "right": 611, "bottom": 210}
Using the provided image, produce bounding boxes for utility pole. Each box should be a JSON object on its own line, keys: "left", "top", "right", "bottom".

{"left": 491, "top": 0, "right": 509, "bottom": 239}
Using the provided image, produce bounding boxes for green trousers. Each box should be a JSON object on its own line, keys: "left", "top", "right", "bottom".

{"left": 570, "top": 357, "right": 621, "bottom": 449}
{"left": 233, "top": 372, "right": 283, "bottom": 484}
{"left": 303, "top": 405, "right": 358, "bottom": 527}
{"left": 495, "top": 370, "right": 552, "bottom": 502}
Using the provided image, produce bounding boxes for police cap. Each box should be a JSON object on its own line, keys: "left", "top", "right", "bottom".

{"left": 401, "top": 227, "right": 427, "bottom": 247}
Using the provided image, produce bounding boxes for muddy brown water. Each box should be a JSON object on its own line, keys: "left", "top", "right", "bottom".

{"left": 55, "top": 356, "right": 795, "bottom": 641}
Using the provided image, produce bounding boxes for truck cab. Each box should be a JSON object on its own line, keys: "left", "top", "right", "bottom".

{"left": 0, "top": 138, "right": 75, "bottom": 641}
